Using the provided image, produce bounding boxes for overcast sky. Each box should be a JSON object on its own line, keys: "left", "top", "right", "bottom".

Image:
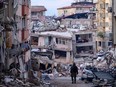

{"left": 31, "top": 0, "right": 74, "bottom": 16}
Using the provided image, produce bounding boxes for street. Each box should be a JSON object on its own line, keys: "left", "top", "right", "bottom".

{"left": 0, "top": 0, "right": 116, "bottom": 87}
{"left": 49, "top": 77, "right": 94, "bottom": 87}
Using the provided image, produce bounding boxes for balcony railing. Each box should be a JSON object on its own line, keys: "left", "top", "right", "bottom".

{"left": 76, "top": 53, "right": 94, "bottom": 57}
{"left": 76, "top": 41, "right": 94, "bottom": 46}
{"left": 38, "top": 44, "right": 72, "bottom": 51}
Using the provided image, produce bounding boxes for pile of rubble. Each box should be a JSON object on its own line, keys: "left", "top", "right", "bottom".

{"left": 0, "top": 69, "right": 42, "bottom": 87}
{"left": 0, "top": 62, "right": 71, "bottom": 87}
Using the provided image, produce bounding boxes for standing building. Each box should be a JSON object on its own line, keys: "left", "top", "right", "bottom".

{"left": 112, "top": 0, "right": 116, "bottom": 45}
{"left": 96, "top": 0, "right": 112, "bottom": 51}
{"left": 21, "top": 0, "right": 31, "bottom": 42}
{"left": 58, "top": 0, "right": 112, "bottom": 51}
{"left": 0, "top": 0, "right": 5, "bottom": 68}
{"left": 31, "top": 6, "right": 47, "bottom": 29}
{"left": 57, "top": 0, "right": 96, "bottom": 16}
{"left": 0, "top": 0, "right": 31, "bottom": 71}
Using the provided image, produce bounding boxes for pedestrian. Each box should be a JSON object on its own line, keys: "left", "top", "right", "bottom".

{"left": 70, "top": 62, "right": 78, "bottom": 84}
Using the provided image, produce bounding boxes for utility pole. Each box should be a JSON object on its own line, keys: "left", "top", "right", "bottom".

{"left": 2, "top": 1, "right": 7, "bottom": 68}
{"left": 0, "top": 25, "right": 4, "bottom": 64}
{"left": 112, "top": 0, "right": 116, "bottom": 60}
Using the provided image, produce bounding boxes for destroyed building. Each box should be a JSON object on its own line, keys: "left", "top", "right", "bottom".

{"left": 57, "top": 0, "right": 97, "bottom": 58}
{"left": 0, "top": 0, "right": 31, "bottom": 75}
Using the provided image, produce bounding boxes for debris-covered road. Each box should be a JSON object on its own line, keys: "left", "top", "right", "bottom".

{"left": 49, "top": 77, "right": 94, "bottom": 87}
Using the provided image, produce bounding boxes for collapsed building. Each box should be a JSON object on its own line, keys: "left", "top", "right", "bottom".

{"left": 61, "top": 12, "right": 97, "bottom": 57}
{"left": 0, "top": 0, "right": 31, "bottom": 78}
{"left": 30, "top": 1, "right": 97, "bottom": 64}
{"left": 57, "top": 0, "right": 97, "bottom": 58}
{"left": 30, "top": 27, "right": 73, "bottom": 64}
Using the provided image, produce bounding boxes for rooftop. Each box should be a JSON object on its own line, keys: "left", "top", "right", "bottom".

{"left": 56, "top": 12, "right": 96, "bottom": 20}
{"left": 71, "top": 2, "right": 95, "bottom": 6}
{"left": 31, "top": 6, "right": 47, "bottom": 12}
{"left": 38, "top": 30, "right": 72, "bottom": 39}
{"left": 57, "top": 4, "right": 94, "bottom": 10}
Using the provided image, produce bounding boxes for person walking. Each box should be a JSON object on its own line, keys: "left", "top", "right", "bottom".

{"left": 70, "top": 62, "right": 78, "bottom": 84}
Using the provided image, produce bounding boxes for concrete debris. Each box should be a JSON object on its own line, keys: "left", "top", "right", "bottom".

{"left": 0, "top": 49, "right": 116, "bottom": 87}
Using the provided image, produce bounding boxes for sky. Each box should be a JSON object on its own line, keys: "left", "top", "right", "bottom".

{"left": 31, "top": 0, "right": 74, "bottom": 16}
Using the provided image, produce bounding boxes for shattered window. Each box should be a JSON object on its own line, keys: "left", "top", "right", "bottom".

{"left": 56, "top": 38, "right": 58, "bottom": 44}
{"left": 62, "top": 40, "right": 65, "bottom": 45}
{"left": 98, "top": 41, "right": 102, "bottom": 46}
{"left": 56, "top": 38, "right": 67, "bottom": 45}
{"left": 31, "top": 36, "right": 38, "bottom": 45}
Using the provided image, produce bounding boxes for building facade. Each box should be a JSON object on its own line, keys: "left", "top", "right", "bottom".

{"left": 58, "top": 0, "right": 112, "bottom": 51}
{"left": 96, "top": 0, "right": 112, "bottom": 51}
{"left": 30, "top": 29, "right": 73, "bottom": 64}
{"left": 112, "top": 0, "right": 116, "bottom": 45}
{"left": 57, "top": 1, "right": 97, "bottom": 58}
{"left": 31, "top": 6, "right": 47, "bottom": 29}
{"left": 57, "top": 0, "right": 96, "bottom": 16}
{"left": 0, "top": 0, "right": 5, "bottom": 65}
{"left": 0, "top": 0, "right": 31, "bottom": 70}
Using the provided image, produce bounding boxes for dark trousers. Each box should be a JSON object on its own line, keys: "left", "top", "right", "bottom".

{"left": 71, "top": 73, "right": 77, "bottom": 83}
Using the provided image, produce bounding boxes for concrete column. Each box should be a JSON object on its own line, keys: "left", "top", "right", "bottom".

{"left": 92, "top": 33, "right": 96, "bottom": 53}
{"left": 52, "top": 37, "right": 56, "bottom": 60}
{"left": 93, "top": 42, "right": 96, "bottom": 54}
{"left": 66, "top": 51, "right": 71, "bottom": 63}
{"left": 112, "top": 0, "right": 116, "bottom": 44}
{"left": 25, "top": 50, "right": 30, "bottom": 62}
{"left": 71, "top": 51, "right": 74, "bottom": 62}
{"left": 52, "top": 50, "right": 55, "bottom": 59}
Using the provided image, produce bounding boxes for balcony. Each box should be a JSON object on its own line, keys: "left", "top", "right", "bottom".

{"left": 22, "top": 5, "right": 29, "bottom": 16}
{"left": 76, "top": 42, "right": 94, "bottom": 46}
{"left": 38, "top": 45, "right": 52, "bottom": 49}
{"left": 54, "top": 46, "right": 72, "bottom": 51}
{"left": 76, "top": 47, "right": 94, "bottom": 57}
{"left": 76, "top": 53, "right": 94, "bottom": 57}
{"left": 38, "top": 44, "right": 72, "bottom": 51}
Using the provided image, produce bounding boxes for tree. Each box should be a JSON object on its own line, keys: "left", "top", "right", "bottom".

{"left": 97, "top": 31, "right": 105, "bottom": 39}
